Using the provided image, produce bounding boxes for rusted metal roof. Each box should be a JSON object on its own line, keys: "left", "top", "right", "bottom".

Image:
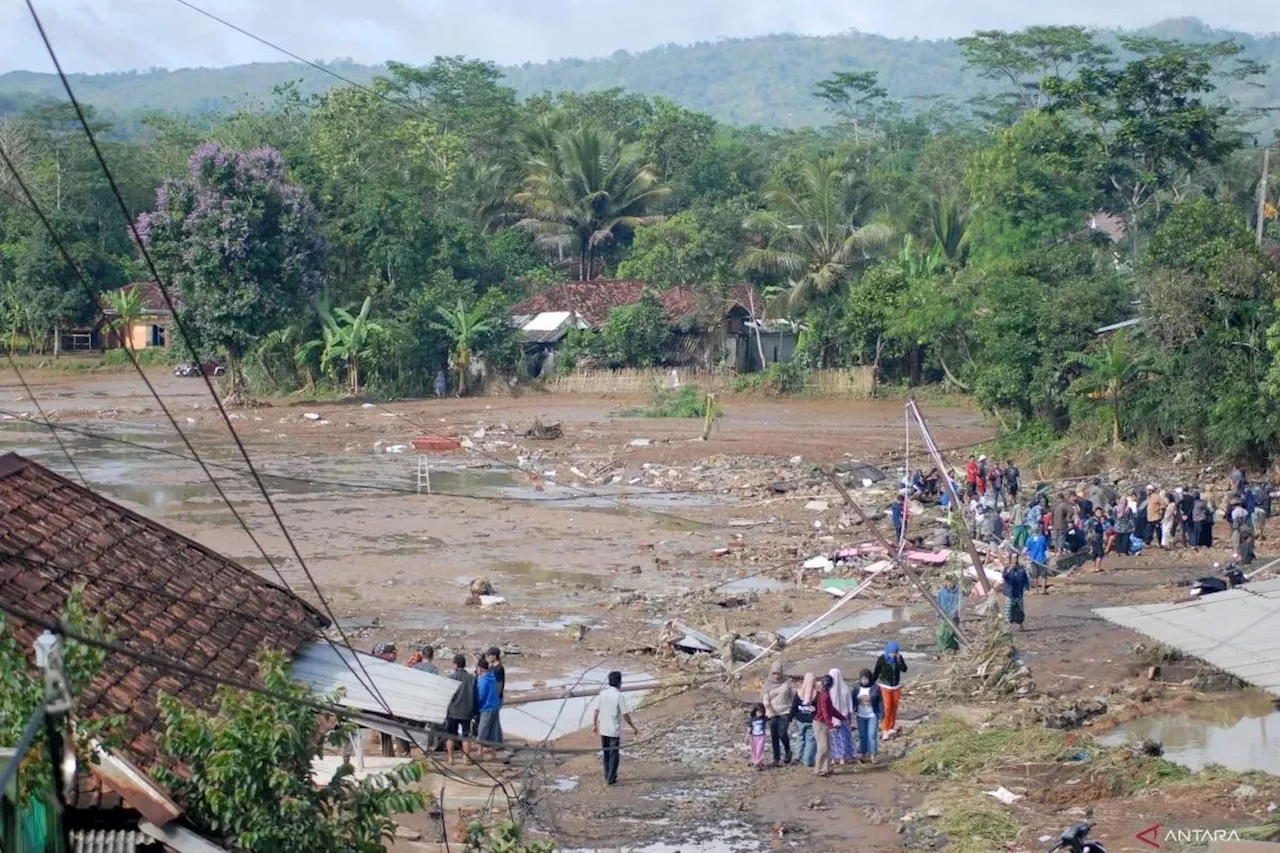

{"left": 1094, "top": 577, "right": 1280, "bottom": 696}
{"left": 103, "top": 283, "right": 179, "bottom": 316}
{"left": 0, "top": 453, "right": 326, "bottom": 806}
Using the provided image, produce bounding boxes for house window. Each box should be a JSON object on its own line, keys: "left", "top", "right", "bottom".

{"left": 772, "top": 346, "right": 779, "bottom": 364}
{"left": 151, "top": 325, "right": 166, "bottom": 347}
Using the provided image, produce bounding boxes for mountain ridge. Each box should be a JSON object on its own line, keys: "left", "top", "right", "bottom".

{"left": 1, "top": 17, "right": 1276, "bottom": 128}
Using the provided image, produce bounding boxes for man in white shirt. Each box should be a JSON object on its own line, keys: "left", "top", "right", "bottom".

{"left": 592, "top": 670, "right": 639, "bottom": 786}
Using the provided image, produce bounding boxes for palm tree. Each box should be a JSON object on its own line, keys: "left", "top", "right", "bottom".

{"left": 103, "top": 286, "right": 144, "bottom": 351}
{"left": 739, "top": 155, "right": 894, "bottom": 310}
{"left": 429, "top": 298, "right": 496, "bottom": 397}
{"left": 1066, "top": 329, "right": 1155, "bottom": 446}
{"left": 515, "top": 126, "right": 670, "bottom": 280}
{"left": 926, "top": 195, "right": 971, "bottom": 266}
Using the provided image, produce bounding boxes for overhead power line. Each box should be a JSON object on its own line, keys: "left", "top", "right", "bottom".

{"left": 18, "top": 0, "right": 395, "bottom": 718}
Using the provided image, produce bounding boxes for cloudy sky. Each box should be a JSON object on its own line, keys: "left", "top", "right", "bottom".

{"left": 3, "top": 0, "right": 1278, "bottom": 74}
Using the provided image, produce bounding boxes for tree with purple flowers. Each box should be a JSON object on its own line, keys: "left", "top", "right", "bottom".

{"left": 137, "top": 142, "right": 323, "bottom": 405}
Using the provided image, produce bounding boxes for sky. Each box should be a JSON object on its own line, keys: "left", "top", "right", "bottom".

{"left": 2, "top": 0, "right": 1278, "bottom": 75}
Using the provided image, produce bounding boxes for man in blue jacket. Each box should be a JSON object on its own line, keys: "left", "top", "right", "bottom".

{"left": 475, "top": 657, "right": 503, "bottom": 759}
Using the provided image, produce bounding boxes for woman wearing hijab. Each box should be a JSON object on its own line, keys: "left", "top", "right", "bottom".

{"left": 790, "top": 673, "right": 818, "bottom": 767}
{"left": 813, "top": 675, "right": 844, "bottom": 777}
{"left": 852, "top": 669, "right": 884, "bottom": 764}
{"left": 871, "top": 642, "right": 908, "bottom": 737}
{"left": 827, "top": 668, "right": 856, "bottom": 765}
{"left": 761, "top": 660, "right": 794, "bottom": 766}
{"left": 936, "top": 577, "right": 961, "bottom": 653}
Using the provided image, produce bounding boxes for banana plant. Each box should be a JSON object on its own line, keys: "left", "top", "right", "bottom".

{"left": 297, "top": 295, "right": 383, "bottom": 395}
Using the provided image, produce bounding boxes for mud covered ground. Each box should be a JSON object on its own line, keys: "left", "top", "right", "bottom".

{"left": 3, "top": 366, "right": 1278, "bottom": 853}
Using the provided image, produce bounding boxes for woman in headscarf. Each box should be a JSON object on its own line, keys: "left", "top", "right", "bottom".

{"left": 790, "top": 672, "right": 818, "bottom": 767}
{"left": 761, "top": 660, "right": 794, "bottom": 766}
{"left": 936, "top": 576, "right": 961, "bottom": 652}
{"left": 872, "top": 641, "right": 908, "bottom": 737}
{"left": 827, "top": 668, "right": 856, "bottom": 766}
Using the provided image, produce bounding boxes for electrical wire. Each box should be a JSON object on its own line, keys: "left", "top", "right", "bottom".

{"left": 4, "top": 353, "right": 89, "bottom": 489}
{"left": 0, "top": 407, "right": 736, "bottom": 505}
{"left": 0, "top": 595, "right": 717, "bottom": 758}
{"left": 169, "top": 0, "right": 438, "bottom": 124}
{"left": 20, "top": 0, "right": 396, "bottom": 718}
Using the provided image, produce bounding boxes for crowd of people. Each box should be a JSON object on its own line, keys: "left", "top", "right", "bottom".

{"left": 752, "top": 645, "right": 910, "bottom": 777}
{"left": 905, "top": 458, "right": 1278, "bottom": 638}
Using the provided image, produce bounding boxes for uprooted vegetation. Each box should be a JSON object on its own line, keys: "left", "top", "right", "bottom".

{"left": 622, "top": 384, "right": 722, "bottom": 418}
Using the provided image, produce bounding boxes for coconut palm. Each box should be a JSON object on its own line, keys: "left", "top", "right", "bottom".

{"left": 515, "top": 126, "right": 670, "bottom": 280}
{"left": 103, "top": 286, "right": 144, "bottom": 350}
{"left": 926, "top": 195, "right": 971, "bottom": 266}
{"left": 430, "top": 298, "right": 496, "bottom": 397}
{"left": 739, "top": 155, "right": 895, "bottom": 310}
{"left": 1066, "top": 329, "right": 1156, "bottom": 445}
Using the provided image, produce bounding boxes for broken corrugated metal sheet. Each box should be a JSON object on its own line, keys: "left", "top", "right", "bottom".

{"left": 1094, "top": 577, "right": 1280, "bottom": 697}
{"left": 289, "top": 642, "right": 460, "bottom": 724}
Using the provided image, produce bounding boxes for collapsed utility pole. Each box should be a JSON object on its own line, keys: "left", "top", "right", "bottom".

{"left": 906, "top": 397, "right": 992, "bottom": 596}
{"left": 821, "top": 467, "right": 967, "bottom": 646}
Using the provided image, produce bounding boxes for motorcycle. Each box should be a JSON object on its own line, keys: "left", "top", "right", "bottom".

{"left": 1050, "top": 821, "right": 1107, "bottom": 853}
{"left": 1189, "top": 563, "right": 1247, "bottom": 599}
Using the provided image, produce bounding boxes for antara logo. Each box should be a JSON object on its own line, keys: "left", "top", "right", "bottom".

{"left": 1135, "top": 823, "right": 1243, "bottom": 849}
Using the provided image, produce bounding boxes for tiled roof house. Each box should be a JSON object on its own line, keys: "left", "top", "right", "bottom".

{"left": 0, "top": 453, "right": 326, "bottom": 808}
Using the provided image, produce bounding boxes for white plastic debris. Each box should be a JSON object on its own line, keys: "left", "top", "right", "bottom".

{"left": 478, "top": 595, "right": 508, "bottom": 609}
{"left": 472, "top": 428, "right": 486, "bottom": 438}
{"left": 384, "top": 444, "right": 408, "bottom": 454}
{"left": 803, "top": 556, "right": 835, "bottom": 571}
{"left": 362, "top": 403, "right": 375, "bottom": 409}
{"left": 303, "top": 412, "right": 322, "bottom": 421}
{"left": 983, "top": 786, "right": 1022, "bottom": 805}
{"left": 805, "top": 500, "right": 829, "bottom": 511}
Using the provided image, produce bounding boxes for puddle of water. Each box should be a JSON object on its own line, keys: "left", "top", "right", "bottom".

{"left": 495, "top": 560, "right": 609, "bottom": 589}
{"left": 1098, "top": 692, "right": 1280, "bottom": 774}
{"left": 717, "top": 577, "right": 790, "bottom": 594}
{"left": 779, "top": 605, "right": 925, "bottom": 640}
{"left": 500, "top": 667, "right": 653, "bottom": 742}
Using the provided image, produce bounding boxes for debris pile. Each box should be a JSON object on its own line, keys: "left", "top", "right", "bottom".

{"left": 930, "top": 623, "right": 1036, "bottom": 699}
{"left": 523, "top": 419, "right": 563, "bottom": 440}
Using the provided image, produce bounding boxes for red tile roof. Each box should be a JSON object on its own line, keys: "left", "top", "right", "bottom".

{"left": 107, "top": 282, "right": 180, "bottom": 316}
{"left": 0, "top": 454, "right": 324, "bottom": 805}
{"left": 511, "top": 281, "right": 764, "bottom": 328}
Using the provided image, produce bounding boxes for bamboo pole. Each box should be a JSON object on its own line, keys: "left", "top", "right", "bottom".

{"left": 820, "top": 467, "right": 968, "bottom": 646}
{"left": 906, "top": 397, "right": 991, "bottom": 596}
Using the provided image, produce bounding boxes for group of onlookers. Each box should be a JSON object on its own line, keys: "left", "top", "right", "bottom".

{"left": 370, "top": 643, "right": 507, "bottom": 763}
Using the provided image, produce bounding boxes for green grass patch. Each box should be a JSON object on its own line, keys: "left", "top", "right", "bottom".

{"left": 621, "top": 384, "right": 722, "bottom": 418}
{"left": 901, "top": 716, "right": 1073, "bottom": 778}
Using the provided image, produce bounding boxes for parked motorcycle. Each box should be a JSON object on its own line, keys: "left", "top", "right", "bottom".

{"left": 1189, "top": 563, "right": 1247, "bottom": 599}
{"left": 1050, "top": 821, "right": 1107, "bottom": 853}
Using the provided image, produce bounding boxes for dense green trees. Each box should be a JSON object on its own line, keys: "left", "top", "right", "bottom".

{"left": 1, "top": 23, "right": 1279, "bottom": 459}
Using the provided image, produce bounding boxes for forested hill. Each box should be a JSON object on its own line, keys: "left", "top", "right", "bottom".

{"left": 1, "top": 17, "right": 1278, "bottom": 127}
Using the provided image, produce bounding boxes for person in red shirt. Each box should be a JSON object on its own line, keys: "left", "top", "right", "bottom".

{"left": 965, "top": 455, "right": 980, "bottom": 499}
{"left": 813, "top": 674, "right": 846, "bottom": 777}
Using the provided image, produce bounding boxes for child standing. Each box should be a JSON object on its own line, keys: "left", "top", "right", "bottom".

{"left": 791, "top": 673, "right": 818, "bottom": 768}
{"left": 748, "top": 704, "right": 767, "bottom": 771}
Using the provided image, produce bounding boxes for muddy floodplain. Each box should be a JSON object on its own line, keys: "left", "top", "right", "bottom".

{"left": 6, "top": 368, "right": 1280, "bottom": 852}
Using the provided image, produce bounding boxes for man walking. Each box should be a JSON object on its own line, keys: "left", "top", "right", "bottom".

{"left": 1003, "top": 460, "right": 1020, "bottom": 505}
{"left": 593, "top": 671, "right": 638, "bottom": 786}
{"left": 444, "top": 653, "right": 476, "bottom": 765}
{"left": 1051, "top": 493, "right": 1073, "bottom": 556}
{"left": 1145, "top": 486, "right": 1167, "bottom": 547}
